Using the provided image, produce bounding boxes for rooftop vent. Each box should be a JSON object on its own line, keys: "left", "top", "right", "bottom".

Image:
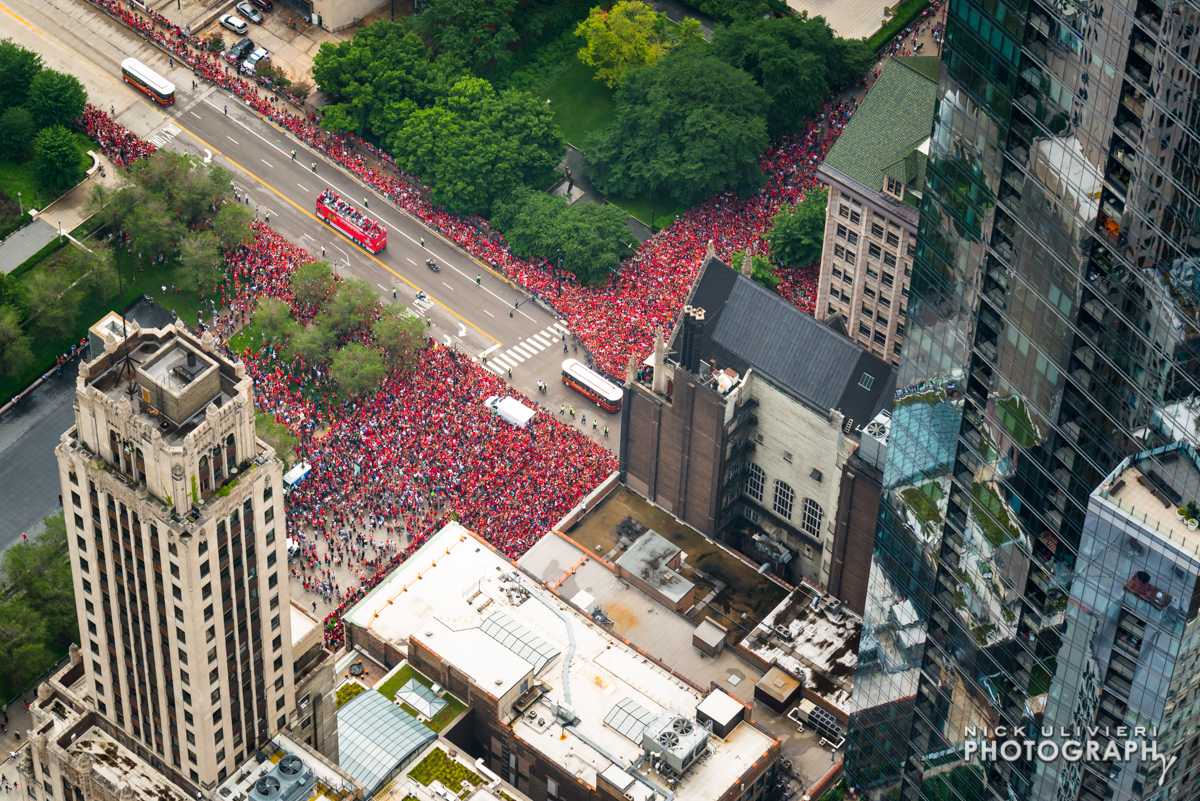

{"left": 173, "top": 351, "right": 205, "bottom": 384}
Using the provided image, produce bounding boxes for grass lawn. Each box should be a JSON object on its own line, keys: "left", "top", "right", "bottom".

{"left": 1, "top": 242, "right": 122, "bottom": 403}
{"left": 0, "top": 132, "right": 96, "bottom": 213}
{"left": 228, "top": 318, "right": 265, "bottom": 354}
{"left": 606, "top": 191, "right": 685, "bottom": 230}
{"left": 543, "top": 59, "right": 616, "bottom": 149}
{"left": 377, "top": 663, "right": 466, "bottom": 733}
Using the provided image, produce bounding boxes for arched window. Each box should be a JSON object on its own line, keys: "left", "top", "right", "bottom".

{"left": 773, "top": 481, "right": 795, "bottom": 520}
{"left": 801, "top": 498, "right": 824, "bottom": 539}
{"left": 745, "top": 462, "right": 765, "bottom": 502}
{"left": 226, "top": 434, "right": 237, "bottom": 471}
{"left": 199, "top": 455, "right": 211, "bottom": 494}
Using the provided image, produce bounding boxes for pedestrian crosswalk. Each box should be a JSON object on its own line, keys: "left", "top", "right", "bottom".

{"left": 147, "top": 122, "right": 181, "bottom": 148}
{"left": 483, "top": 323, "right": 569, "bottom": 376}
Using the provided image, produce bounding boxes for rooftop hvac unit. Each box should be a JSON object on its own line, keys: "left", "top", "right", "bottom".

{"left": 248, "top": 753, "right": 316, "bottom": 801}
{"left": 642, "top": 713, "right": 709, "bottom": 776}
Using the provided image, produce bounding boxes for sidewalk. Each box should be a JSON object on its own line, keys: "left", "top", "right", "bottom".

{"left": 162, "top": 0, "right": 350, "bottom": 83}
{"left": 34, "top": 152, "right": 123, "bottom": 237}
{"left": 0, "top": 693, "right": 34, "bottom": 768}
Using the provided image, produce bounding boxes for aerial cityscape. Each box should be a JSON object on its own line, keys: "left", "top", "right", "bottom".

{"left": 0, "top": 1, "right": 1197, "bottom": 801}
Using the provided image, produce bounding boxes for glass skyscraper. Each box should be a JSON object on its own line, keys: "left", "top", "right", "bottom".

{"left": 843, "top": 0, "right": 1200, "bottom": 799}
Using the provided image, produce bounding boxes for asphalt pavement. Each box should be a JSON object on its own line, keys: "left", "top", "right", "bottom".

{"left": 0, "top": 0, "right": 624, "bottom": 466}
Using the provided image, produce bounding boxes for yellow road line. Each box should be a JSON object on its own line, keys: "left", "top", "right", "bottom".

{"left": 222, "top": 157, "right": 499, "bottom": 344}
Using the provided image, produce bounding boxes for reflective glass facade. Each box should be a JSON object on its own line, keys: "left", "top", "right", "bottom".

{"left": 844, "top": 0, "right": 1200, "bottom": 799}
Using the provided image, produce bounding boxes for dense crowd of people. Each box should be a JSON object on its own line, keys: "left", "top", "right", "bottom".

{"left": 68, "top": 0, "right": 935, "bottom": 648}
{"left": 76, "top": 0, "right": 871, "bottom": 380}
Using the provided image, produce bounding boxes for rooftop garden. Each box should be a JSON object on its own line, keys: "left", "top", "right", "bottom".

{"left": 336, "top": 681, "right": 366, "bottom": 708}
{"left": 408, "top": 748, "right": 484, "bottom": 791}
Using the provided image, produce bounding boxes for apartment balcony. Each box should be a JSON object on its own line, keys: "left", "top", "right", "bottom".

{"left": 1102, "top": 200, "right": 1125, "bottom": 227}
{"left": 1121, "top": 91, "right": 1147, "bottom": 118}
{"left": 1135, "top": 9, "right": 1161, "bottom": 34}
{"left": 1117, "top": 119, "right": 1141, "bottom": 143}
{"left": 1130, "top": 39, "right": 1155, "bottom": 68}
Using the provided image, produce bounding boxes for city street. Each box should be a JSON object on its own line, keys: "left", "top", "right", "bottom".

{"left": 0, "top": 0, "right": 623, "bottom": 448}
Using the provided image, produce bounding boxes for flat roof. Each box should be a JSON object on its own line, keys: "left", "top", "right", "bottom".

{"left": 291, "top": 601, "right": 319, "bottom": 648}
{"left": 615, "top": 531, "right": 694, "bottom": 604}
{"left": 351, "top": 524, "right": 777, "bottom": 801}
{"left": 344, "top": 522, "right": 514, "bottom": 640}
{"left": 67, "top": 725, "right": 191, "bottom": 801}
{"left": 411, "top": 620, "right": 533, "bottom": 698}
{"left": 739, "top": 581, "right": 861, "bottom": 711}
{"left": 1101, "top": 445, "right": 1200, "bottom": 557}
{"left": 696, "top": 689, "right": 744, "bottom": 726}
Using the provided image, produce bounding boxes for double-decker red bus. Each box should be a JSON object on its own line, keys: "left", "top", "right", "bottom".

{"left": 562, "top": 359, "right": 623, "bottom": 412}
{"left": 316, "top": 189, "right": 386, "bottom": 253}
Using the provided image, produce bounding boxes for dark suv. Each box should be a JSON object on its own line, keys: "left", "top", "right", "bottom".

{"left": 226, "top": 37, "right": 255, "bottom": 62}
{"left": 247, "top": 0, "right": 272, "bottom": 10}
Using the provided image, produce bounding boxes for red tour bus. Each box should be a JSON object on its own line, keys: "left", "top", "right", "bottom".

{"left": 121, "top": 58, "right": 175, "bottom": 105}
{"left": 561, "top": 359, "right": 623, "bottom": 412}
{"left": 316, "top": 189, "right": 387, "bottom": 253}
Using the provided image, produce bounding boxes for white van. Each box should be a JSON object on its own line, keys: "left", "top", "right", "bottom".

{"left": 484, "top": 396, "right": 536, "bottom": 429}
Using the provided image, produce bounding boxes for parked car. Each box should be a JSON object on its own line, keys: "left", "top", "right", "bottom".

{"left": 235, "top": 2, "right": 263, "bottom": 24}
{"left": 247, "top": 0, "right": 273, "bottom": 10}
{"left": 226, "top": 37, "right": 255, "bottom": 62}
{"left": 219, "top": 14, "right": 248, "bottom": 35}
{"left": 242, "top": 47, "right": 270, "bottom": 74}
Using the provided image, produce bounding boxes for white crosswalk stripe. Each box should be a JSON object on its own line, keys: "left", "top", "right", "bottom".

{"left": 491, "top": 354, "right": 514, "bottom": 369}
{"left": 527, "top": 336, "right": 549, "bottom": 350}
{"left": 487, "top": 363, "right": 507, "bottom": 375}
{"left": 503, "top": 349, "right": 526, "bottom": 364}
{"left": 514, "top": 343, "right": 538, "bottom": 358}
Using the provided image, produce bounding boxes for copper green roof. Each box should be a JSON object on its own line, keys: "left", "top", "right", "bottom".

{"left": 823, "top": 57, "right": 939, "bottom": 204}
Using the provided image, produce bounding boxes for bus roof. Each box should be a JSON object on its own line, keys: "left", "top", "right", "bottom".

{"left": 562, "top": 358, "right": 622, "bottom": 403}
{"left": 122, "top": 58, "right": 175, "bottom": 96}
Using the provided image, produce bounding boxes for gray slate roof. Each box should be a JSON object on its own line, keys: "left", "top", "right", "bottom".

{"left": 673, "top": 257, "right": 896, "bottom": 430}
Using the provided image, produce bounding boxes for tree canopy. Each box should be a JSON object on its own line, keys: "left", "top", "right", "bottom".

{"left": 323, "top": 278, "right": 379, "bottom": 334}
{"left": 331, "top": 342, "right": 387, "bottom": 399}
{"left": 28, "top": 69, "right": 88, "bottom": 130}
{"left": 492, "top": 186, "right": 634, "bottom": 286}
{"left": 575, "top": 1, "right": 700, "bottom": 88}
{"left": 730, "top": 250, "right": 781, "bottom": 292}
{"left": 678, "top": 0, "right": 774, "bottom": 25}
{"left": 584, "top": 46, "right": 769, "bottom": 206}
{"left": 0, "top": 106, "right": 34, "bottom": 160}
{"left": 291, "top": 261, "right": 336, "bottom": 309}
{"left": 33, "top": 125, "right": 84, "bottom": 191}
{"left": 412, "top": 0, "right": 520, "bottom": 75}
{"left": 768, "top": 186, "right": 827, "bottom": 268}
{"left": 387, "top": 77, "right": 564, "bottom": 216}
{"left": 255, "top": 412, "right": 300, "bottom": 467}
{"left": 710, "top": 17, "right": 873, "bottom": 137}
{"left": 0, "top": 38, "right": 43, "bottom": 111}
{"left": 0, "top": 304, "right": 32, "bottom": 378}
{"left": 253, "top": 297, "right": 298, "bottom": 343}
{"left": 372, "top": 308, "right": 427, "bottom": 371}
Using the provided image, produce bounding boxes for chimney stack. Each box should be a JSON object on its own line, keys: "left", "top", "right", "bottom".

{"left": 679, "top": 306, "right": 694, "bottom": 372}
{"left": 690, "top": 308, "right": 706, "bottom": 373}
{"left": 187, "top": 352, "right": 196, "bottom": 368}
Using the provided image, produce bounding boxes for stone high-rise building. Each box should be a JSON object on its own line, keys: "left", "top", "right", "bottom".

{"left": 55, "top": 315, "right": 294, "bottom": 793}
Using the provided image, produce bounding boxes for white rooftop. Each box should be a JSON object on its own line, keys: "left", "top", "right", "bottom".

{"left": 696, "top": 689, "right": 744, "bottom": 726}
{"left": 411, "top": 620, "right": 533, "bottom": 698}
{"left": 68, "top": 726, "right": 191, "bottom": 801}
{"left": 347, "top": 523, "right": 777, "bottom": 801}
{"left": 291, "top": 601, "right": 319, "bottom": 649}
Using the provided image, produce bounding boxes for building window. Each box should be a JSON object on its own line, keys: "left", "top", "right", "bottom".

{"left": 883, "top": 251, "right": 897, "bottom": 268}
{"left": 82, "top": 579, "right": 92, "bottom": 595}
{"left": 859, "top": 323, "right": 872, "bottom": 337}
{"left": 874, "top": 330, "right": 888, "bottom": 345}
{"left": 547, "top": 779, "right": 558, "bottom": 799}
{"left": 871, "top": 223, "right": 884, "bottom": 238}
{"left": 743, "top": 507, "right": 759, "bottom": 524}
{"left": 879, "top": 294, "right": 891, "bottom": 308}
{"left": 849, "top": 210, "right": 861, "bottom": 224}
{"left": 866, "top": 266, "right": 878, "bottom": 279}
{"left": 275, "top": 696, "right": 285, "bottom": 710}
{"left": 845, "top": 250, "right": 856, "bottom": 263}
{"left": 745, "top": 463, "right": 766, "bottom": 502}
{"left": 170, "top": 563, "right": 179, "bottom": 579}
{"left": 268, "top": 573, "right": 278, "bottom": 589}
{"left": 773, "top": 481, "right": 795, "bottom": 520}
{"left": 846, "top": 231, "right": 858, "bottom": 245}
{"left": 868, "top": 242, "right": 882, "bottom": 259}
{"left": 886, "top": 176, "right": 902, "bottom": 197}
{"left": 272, "top": 635, "right": 282, "bottom": 651}
{"left": 265, "top": 529, "right": 275, "bottom": 546}
{"left": 836, "top": 223, "right": 848, "bottom": 239}
{"left": 882, "top": 272, "right": 894, "bottom": 287}
{"left": 886, "top": 231, "right": 900, "bottom": 247}
{"left": 200, "top": 561, "right": 210, "bottom": 578}
{"left": 801, "top": 499, "right": 824, "bottom": 539}
{"left": 834, "top": 244, "right": 845, "bottom": 259}
{"left": 783, "top": 451, "right": 793, "bottom": 463}
{"left": 861, "top": 304, "right": 873, "bottom": 319}
{"left": 838, "top": 205, "right": 849, "bottom": 218}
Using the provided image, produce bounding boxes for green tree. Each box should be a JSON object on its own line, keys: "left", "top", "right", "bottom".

{"left": 324, "top": 278, "right": 379, "bottom": 334}
{"left": 711, "top": 16, "right": 872, "bottom": 137}
{"left": 34, "top": 125, "right": 84, "bottom": 192}
{"left": 730, "top": 250, "right": 781, "bottom": 292}
{"left": 0, "top": 304, "right": 32, "bottom": 378}
{"left": 585, "top": 47, "right": 769, "bottom": 206}
{"left": 372, "top": 307, "right": 426, "bottom": 371}
{"left": 413, "top": 0, "right": 520, "bottom": 75}
{"left": 290, "top": 319, "right": 337, "bottom": 364}
{"left": 492, "top": 186, "right": 634, "bottom": 286}
{"left": 0, "top": 39, "right": 43, "bottom": 111}
{"left": 678, "top": 0, "right": 771, "bottom": 24}
{"left": 291, "top": 261, "right": 336, "bottom": 309}
{"left": 576, "top": 1, "right": 700, "bottom": 88}
{"left": 28, "top": 69, "right": 88, "bottom": 130}
{"left": 768, "top": 186, "right": 827, "bottom": 268}
{"left": 124, "top": 199, "right": 183, "bottom": 263}
{"left": 212, "top": 201, "right": 255, "bottom": 250}
{"left": 312, "top": 21, "right": 463, "bottom": 139}
{"left": 255, "top": 412, "right": 300, "bottom": 467}
{"left": 387, "top": 77, "right": 565, "bottom": 216}
{"left": 25, "top": 262, "right": 81, "bottom": 339}
{"left": 330, "top": 342, "right": 387, "bottom": 399}
{"left": 177, "top": 231, "right": 224, "bottom": 296}
{"left": 253, "top": 297, "right": 298, "bottom": 343}
{"left": 0, "top": 106, "right": 35, "bottom": 161}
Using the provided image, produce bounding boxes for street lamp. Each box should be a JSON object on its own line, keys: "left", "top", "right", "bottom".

{"left": 17, "top": 191, "right": 21, "bottom": 216}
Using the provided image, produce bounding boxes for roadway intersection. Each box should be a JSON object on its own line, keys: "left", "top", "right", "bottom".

{"left": 0, "top": 0, "right": 624, "bottom": 446}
